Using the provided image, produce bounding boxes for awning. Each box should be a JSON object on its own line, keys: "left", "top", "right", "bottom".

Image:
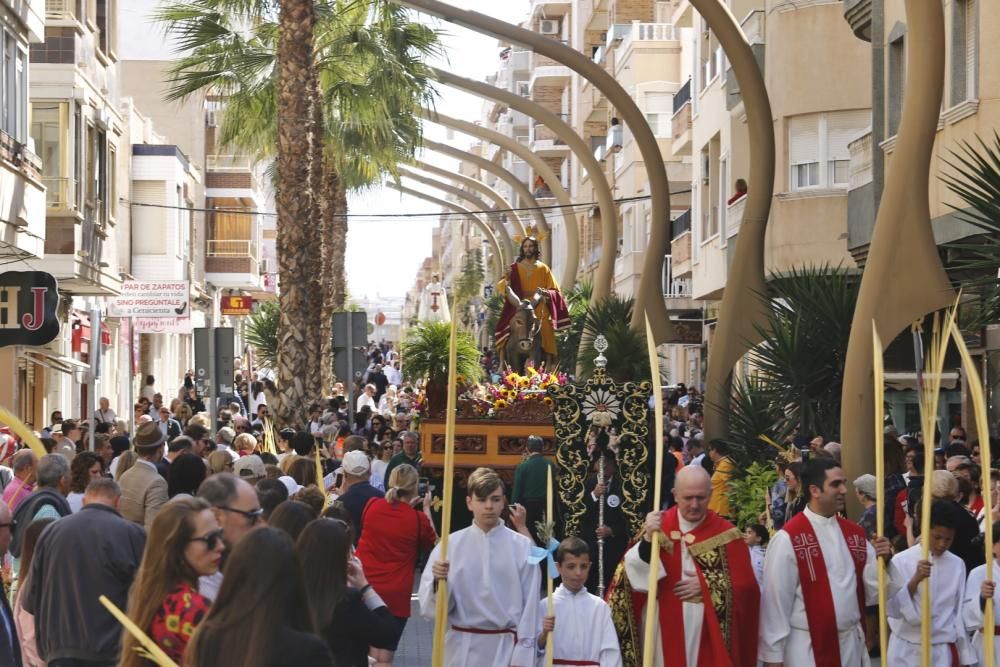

{"left": 884, "top": 371, "right": 960, "bottom": 392}
{"left": 22, "top": 348, "right": 91, "bottom": 377}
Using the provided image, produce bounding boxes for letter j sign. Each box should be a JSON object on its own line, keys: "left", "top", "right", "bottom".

{"left": 0, "top": 272, "right": 60, "bottom": 347}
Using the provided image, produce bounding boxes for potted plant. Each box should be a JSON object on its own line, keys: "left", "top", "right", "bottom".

{"left": 401, "top": 321, "right": 483, "bottom": 418}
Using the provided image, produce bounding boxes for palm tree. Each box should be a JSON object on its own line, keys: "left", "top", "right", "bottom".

{"left": 157, "top": 0, "right": 440, "bottom": 424}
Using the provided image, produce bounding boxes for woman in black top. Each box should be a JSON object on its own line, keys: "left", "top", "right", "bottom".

{"left": 186, "top": 527, "right": 332, "bottom": 667}
{"left": 297, "top": 519, "right": 399, "bottom": 667}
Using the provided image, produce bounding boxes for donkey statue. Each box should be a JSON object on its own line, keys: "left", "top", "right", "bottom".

{"left": 499, "top": 287, "right": 548, "bottom": 373}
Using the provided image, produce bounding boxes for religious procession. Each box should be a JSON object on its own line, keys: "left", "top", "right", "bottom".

{"left": 0, "top": 0, "right": 999, "bottom": 665}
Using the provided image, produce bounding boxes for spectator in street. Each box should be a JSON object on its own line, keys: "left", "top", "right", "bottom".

{"left": 269, "top": 500, "right": 316, "bottom": 542}
{"left": 369, "top": 365, "right": 389, "bottom": 404}
{"left": 356, "top": 384, "right": 377, "bottom": 412}
{"left": 370, "top": 442, "right": 393, "bottom": 493}
{"left": 234, "top": 454, "right": 266, "bottom": 486}
{"left": 155, "top": 406, "right": 182, "bottom": 441}
{"left": 383, "top": 430, "right": 421, "bottom": 489}
{"left": 355, "top": 464, "right": 436, "bottom": 665}
{"left": 0, "top": 501, "right": 22, "bottom": 665}
{"left": 168, "top": 453, "right": 208, "bottom": 498}
{"left": 707, "top": 440, "right": 736, "bottom": 519}
{"left": 256, "top": 478, "right": 289, "bottom": 521}
{"left": 214, "top": 426, "right": 238, "bottom": 461}
{"left": 207, "top": 450, "right": 234, "bottom": 476}
{"left": 196, "top": 473, "right": 263, "bottom": 602}
{"left": 234, "top": 433, "right": 258, "bottom": 458}
{"left": 95, "top": 396, "right": 116, "bottom": 426}
{"left": 511, "top": 435, "right": 555, "bottom": 544}
{"left": 183, "top": 424, "right": 211, "bottom": 459}
{"left": 14, "top": 516, "right": 55, "bottom": 667}
{"left": 288, "top": 458, "right": 317, "bottom": 489}
{"left": 23, "top": 478, "right": 146, "bottom": 667}
{"left": 141, "top": 374, "right": 156, "bottom": 401}
{"left": 187, "top": 527, "right": 333, "bottom": 666}
{"left": 67, "top": 451, "right": 105, "bottom": 513}
{"left": 297, "top": 519, "right": 398, "bottom": 667}
{"left": 120, "top": 497, "right": 224, "bottom": 667}
{"left": 157, "top": 435, "right": 194, "bottom": 479}
{"left": 854, "top": 473, "right": 879, "bottom": 540}
{"left": 114, "top": 450, "right": 138, "bottom": 482}
{"left": 53, "top": 420, "right": 81, "bottom": 461}
{"left": 337, "top": 451, "right": 384, "bottom": 544}
{"left": 119, "top": 421, "right": 169, "bottom": 531}
{"left": 3, "top": 449, "right": 36, "bottom": 512}
{"left": 11, "top": 454, "right": 72, "bottom": 562}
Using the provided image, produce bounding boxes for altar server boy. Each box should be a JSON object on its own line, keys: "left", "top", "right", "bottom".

{"left": 888, "top": 500, "right": 975, "bottom": 665}
{"left": 536, "top": 536, "right": 622, "bottom": 667}
{"left": 964, "top": 519, "right": 1000, "bottom": 667}
{"left": 419, "top": 467, "right": 540, "bottom": 666}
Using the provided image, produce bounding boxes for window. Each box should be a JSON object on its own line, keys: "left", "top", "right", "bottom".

{"left": 0, "top": 27, "right": 28, "bottom": 142}
{"left": 789, "top": 111, "right": 869, "bottom": 191}
{"left": 887, "top": 36, "right": 905, "bottom": 137}
{"left": 645, "top": 92, "right": 673, "bottom": 138}
{"left": 85, "top": 123, "right": 107, "bottom": 226}
{"left": 108, "top": 144, "right": 116, "bottom": 220}
{"left": 30, "top": 102, "right": 67, "bottom": 207}
{"left": 951, "top": 0, "right": 977, "bottom": 104}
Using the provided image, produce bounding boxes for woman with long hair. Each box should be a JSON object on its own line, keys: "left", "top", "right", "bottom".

{"left": 370, "top": 443, "right": 393, "bottom": 493}
{"left": 15, "top": 517, "right": 55, "bottom": 666}
{"left": 206, "top": 450, "right": 233, "bottom": 476}
{"left": 167, "top": 453, "right": 208, "bottom": 498}
{"left": 187, "top": 527, "right": 332, "bottom": 667}
{"left": 354, "top": 464, "right": 436, "bottom": 666}
{"left": 269, "top": 500, "right": 317, "bottom": 542}
{"left": 67, "top": 452, "right": 104, "bottom": 512}
{"left": 120, "top": 497, "right": 224, "bottom": 666}
{"left": 297, "top": 519, "right": 398, "bottom": 667}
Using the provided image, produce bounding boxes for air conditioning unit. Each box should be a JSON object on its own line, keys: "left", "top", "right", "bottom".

{"left": 539, "top": 19, "right": 560, "bottom": 35}
{"left": 260, "top": 258, "right": 271, "bottom": 274}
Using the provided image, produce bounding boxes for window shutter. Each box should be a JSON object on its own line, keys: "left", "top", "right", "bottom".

{"left": 788, "top": 115, "right": 819, "bottom": 165}
{"left": 826, "top": 110, "right": 870, "bottom": 161}
{"left": 645, "top": 92, "right": 672, "bottom": 114}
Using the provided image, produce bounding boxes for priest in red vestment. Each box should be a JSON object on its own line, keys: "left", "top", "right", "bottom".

{"left": 616, "top": 466, "right": 759, "bottom": 666}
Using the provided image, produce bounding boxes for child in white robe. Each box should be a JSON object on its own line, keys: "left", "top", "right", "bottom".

{"left": 964, "top": 518, "right": 1000, "bottom": 667}
{"left": 419, "top": 467, "right": 540, "bottom": 667}
{"left": 536, "top": 536, "right": 622, "bottom": 667}
{"left": 888, "top": 500, "right": 975, "bottom": 665}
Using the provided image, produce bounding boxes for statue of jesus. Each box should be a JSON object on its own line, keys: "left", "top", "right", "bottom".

{"left": 495, "top": 236, "right": 569, "bottom": 367}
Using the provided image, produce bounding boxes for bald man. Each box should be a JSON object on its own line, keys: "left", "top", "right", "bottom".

{"left": 620, "top": 466, "right": 760, "bottom": 666}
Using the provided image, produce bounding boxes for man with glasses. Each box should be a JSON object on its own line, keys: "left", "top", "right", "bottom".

{"left": 197, "top": 472, "right": 263, "bottom": 601}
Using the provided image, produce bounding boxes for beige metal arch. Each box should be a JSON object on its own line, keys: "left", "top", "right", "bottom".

{"left": 418, "top": 107, "right": 577, "bottom": 290}
{"left": 693, "top": 0, "right": 777, "bottom": 441}
{"left": 410, "top": 159, "right": 526, "bottom": 236}
{"left": 399, "top": 0, "right": 671, "bottom": 341}
{"left": 432, "top": 68, "right": 606, "bottom": 300}
{"left": 841, "top": 0, "right": 955, "bottom": 490}
{"left": 385, "top": 182, "right": 505, "bottom": 277}
{"left": 397, "top": 166, "right": 516, "bottom": 262}
{"left": 422, "top": 138, "right": 549, "bottom": 238}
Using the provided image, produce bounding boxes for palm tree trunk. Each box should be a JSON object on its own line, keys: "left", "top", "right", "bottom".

{"left": 320, "top": 162, "right": 340, "bottom": 389}
{"left": 330, "top": 173, "right": 348, "bottom": 311}
{"left": 308, "top": 75, "right": 333, "bottom": 396}
{"left": 274, "top": 0, "right": 316, "bottom": 427}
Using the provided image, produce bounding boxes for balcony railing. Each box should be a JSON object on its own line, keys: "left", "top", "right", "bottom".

{"left": 618, "top": 23, "right": 677, "bottom": 54}
{"left": 207, "top": 239, "right": 258, "bottom": 259}
{"left": 673, "top": 79, "right": 691, "bottom": 113}
{"left": 46, "top": 0, "right": 77, "bottom": 19}
{"left": 663, "top": 255, "right": 692, "bottom": 298}
{"left": 726, "top": 195, "right": 746, "bottom": 239}
{"left": 672, "top": 209, "right": 691, "bottom": 239}
{"left": 206, "top": 154, "right": 253, "bottom": 171}
{"left": 741, "top": 10, "right": 765, "bottom": 46}
{"left": 43, "top": 178, "right": 75, "bottom": 210}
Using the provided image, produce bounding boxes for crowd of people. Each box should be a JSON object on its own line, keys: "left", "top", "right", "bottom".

{"left": 0, "top": 335, "right": 997, "bottom": 666}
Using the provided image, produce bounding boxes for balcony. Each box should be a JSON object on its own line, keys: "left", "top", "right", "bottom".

{"left": 726, "top": 195, "right": 746, "bottom": 239}
{"left": 671, "top": 209, "right": 691, "bottom": 239}
{"left": 43, "top": 177, "right": 75, "bottom": 210}
{"left": 530, "top": 124, "right": 571, "bottom": 158}
{"left": 530, "top": 62, "right": 571, "bottom": 91}
{"left": 45, "top": 0, "right": 79, "bottom": 21}
{"left": 593, "top": 143, "right": 606, "bottom": 163}
{"left": 531, "top": 0, "right": 570, "bottom": 17}
{"left": 843, "top": 0, "right": 873, "bottom": 42}
{"left": 605, "top": 24, "right": 631, "bottom": 50}
{"left": 207, "top": 154, "right": 253, "bottom": 171}
{"left": 205, "top": 239, "right": 261, "bottom": 289}
{"left": 504, "top": 50, "right": 531, "bottom": 74}
{"left": 606, "top": 125, "right": 623, "bottom": 154}
{"left": 663, "top": 255, "right": 694, "bottom": 303}
{"left": 671, "top": 80, "right": 692, "bottom": 155}
{"left": 616, "top": 23, "right": 678, "bottom": 56}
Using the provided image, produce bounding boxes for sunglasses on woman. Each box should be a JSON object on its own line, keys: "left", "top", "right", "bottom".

{"left": 189, "top": 528, "right": 225, "bottom": 550}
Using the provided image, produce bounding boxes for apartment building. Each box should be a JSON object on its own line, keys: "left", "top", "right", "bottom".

{"left": 0, "top": 0, "right": 46, "bottom": 418}
{"left": 843, "top": 0, "right": 998, "bottom": 434}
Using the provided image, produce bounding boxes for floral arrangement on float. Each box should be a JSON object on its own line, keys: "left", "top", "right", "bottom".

{"left": 413, "top": 363, "right": 567, "bottom": 422}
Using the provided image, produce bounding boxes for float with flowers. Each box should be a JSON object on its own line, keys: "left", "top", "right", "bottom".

{"left": 418, "top": 362, "right": 566, "bottom": 488}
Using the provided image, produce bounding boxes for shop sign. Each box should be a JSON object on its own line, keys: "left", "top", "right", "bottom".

{"left": 221, "top": 295, "right": 253, "bottom": 316}
{"left": 108, "top": 282, "right": 189, "bottom": 317}
{"left": 0, "top": 271, "right": 60, "bottom": 347}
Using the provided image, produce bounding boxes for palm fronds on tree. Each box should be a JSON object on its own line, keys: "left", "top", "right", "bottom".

{"left": 400, "top": 321, "right": 484, "bottom": 386}
{"left": 245, "top": 300, "right": 280, "bottom": 367}
{"left": 941, "top": 132, "right": 1000, "bottom": 328}
{"left": 719, "top": 266, "right": 859, "bottom": 446}
{"left": 578, "top": 295, "right": 651, "bottom": 382}
{"left": 556, "top": 281, "right": 591, "bottom": 373}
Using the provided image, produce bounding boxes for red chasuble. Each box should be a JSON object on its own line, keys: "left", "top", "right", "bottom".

{"left": 612, "top": 507, "right": 760, "bottom": 666}
{"left": 782, "top": 512, "right": 868, "bottom": 667}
